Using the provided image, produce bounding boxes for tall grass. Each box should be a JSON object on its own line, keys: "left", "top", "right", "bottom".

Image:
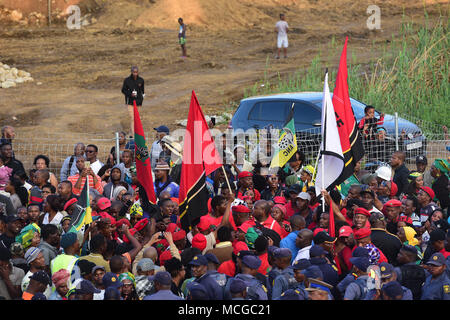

{"left": 244, "top": 15, "right": 449, "bottom": 132}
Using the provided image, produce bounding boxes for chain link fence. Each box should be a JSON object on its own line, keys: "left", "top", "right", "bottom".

{"left": 10, "top": 112, "right": 450, "bottom": 181}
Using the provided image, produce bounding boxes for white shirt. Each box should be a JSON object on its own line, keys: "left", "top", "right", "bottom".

{"left": 89, "top": 159, "right": 104, "bottom": 175}
{"left": 42, "top": 212, "right": 64, "bottom": 226}
{"left": 293, "top": 245, "right": 311, "bottom": 264}
{"left": 275, "top": 20, "right": 289, "bottom": 37}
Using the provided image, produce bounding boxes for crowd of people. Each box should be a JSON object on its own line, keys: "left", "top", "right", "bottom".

{"left": 0, "top": 122, "right": 449, "bottom": 301}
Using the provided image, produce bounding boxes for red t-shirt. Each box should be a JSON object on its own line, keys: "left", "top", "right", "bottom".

{"left": 217, "top": 259, "right": 235, "bottom": 277}
{"left": 257, "top": 252, "right": 270, "bottom": 275}
{"left": 284, "top": 201, "right": 297, "bottom": 219}
{"left": 261, "top": 215, "right": 285, "bottom": 239}
{"left": 440, "top": 248, "right": 450, "bottom": 258}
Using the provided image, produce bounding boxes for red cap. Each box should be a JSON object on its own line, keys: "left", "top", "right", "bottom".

{"left": 134, "top": 218, "right": 149, "bottom": 232}
{"left": 232, "top": 205, "right": 251, "bottom": 214}
{"left": 313, "top": 228, "right": 327, "bottom": 237}
{"left": 237, "top": 221, "right": 254, "bottom": 234}
{"left": 390, "top": 182, "right": 398, "bottom": 197}
{"left": 420, "top": 186, "right": 435, "bottom": 200}
{"left": 96, "top": 212, "right": 116, "bottom": 225}
{"left": 97, "top": 197, "right": 111, "bottom": 211}
{"left": 354, "top": 228, "right": 371, "bottom": 240}
{"left": 191, "top": 233, "right": 207, "bottom": 252}
{"left": 63, "top": 198, "right": 78, "bottom": 211}
{"left": 238, "top": 171, "right": 252, "bottom": 179}
{"left": 273, "top": 196, "right": 287, "bottom": 205}
{"left": 354, "top": 207, "right": 371, "bottom": 217}
{"left": 385, "top": 199, "right": 403, "bottom": 207}
{"left": 233, "top": 241, "right": 249, "bottom": 255}
{"left": 173, "top": 229, "right": 186, "bottom": 241}
{"left": 338, "top": 226, "right": 354, "bottom": 237}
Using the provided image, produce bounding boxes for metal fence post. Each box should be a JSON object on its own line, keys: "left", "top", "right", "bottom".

{"left": 115, "top": 132, "right": 120, "bottom": 164}
{"left": 48, "top": 0, "right": 52, "bottom": 26}
{"left": 395, "top": 112, "right": 399, "bottom": 151}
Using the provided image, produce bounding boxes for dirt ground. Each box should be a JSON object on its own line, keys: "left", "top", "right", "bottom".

{"left": 0, "top": 0, "right": 447, "bottom": 140}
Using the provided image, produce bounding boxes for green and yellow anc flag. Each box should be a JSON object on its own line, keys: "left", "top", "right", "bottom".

{"left": 68, "top": 179, "right": 92, "bottom": 232}
{"left": 270, "top": 104, "right": 297, "bottom": 169}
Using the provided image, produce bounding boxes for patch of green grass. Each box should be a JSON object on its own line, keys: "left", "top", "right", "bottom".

{"left": 244, "top": 15, "right": 450, "bottom": 135}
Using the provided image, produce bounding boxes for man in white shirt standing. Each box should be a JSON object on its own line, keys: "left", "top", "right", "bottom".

{"left": 275, "top": 13, "right": 289, "bottom": 59}
{"left": 85, "top": 144, "right": 104, "bottom": 175}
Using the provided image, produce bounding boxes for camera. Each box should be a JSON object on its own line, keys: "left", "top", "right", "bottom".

{"left": 158, "top": 231, "right": 165, "bottom": 239}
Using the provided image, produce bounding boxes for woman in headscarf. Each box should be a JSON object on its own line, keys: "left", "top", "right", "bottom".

{"left": 405, "top": 172, "right": 424, "bottom": 199}
{"left": 119, "top": 272, "right": 139, "bottom": 300}
{"left": 49, "top": 269, "right": 70, "bottom": 300}
{"left": 397, "top": 226, "right": 423, "bottom": 263}
{"left": 271, "top": 204, "right": 290, "bottom": 238}
{"left": 430, "top": 159, "right": 449, "bottom": 210}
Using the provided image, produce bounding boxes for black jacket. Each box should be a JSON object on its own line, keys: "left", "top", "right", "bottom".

{"left": 432, "top": 175, "right": 449, "bottom": 210}
{"left": 370, "top": 228, "right": 402, "bottom": 265}
{"left": 121, "top": 75, "right": 145, "bottom": 106}
{"left": 393, "top": 164, "right": 410, "bottom": 197}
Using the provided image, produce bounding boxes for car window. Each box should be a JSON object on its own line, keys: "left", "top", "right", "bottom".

{"left": 311, "top": 98, "right": 379, "bottom": 120}
{"left": 293, "top": 101, "right": 321, "bottom": 125}
{"left": 248, "top": 101, "right": 289, "bottom": 123}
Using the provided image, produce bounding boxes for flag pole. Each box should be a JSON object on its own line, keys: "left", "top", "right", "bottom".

{"left": 321, "top": 68, "right": 328, "bottom": 211}
{"left": 222, "top": 166, "right": 232, "bottom": 192}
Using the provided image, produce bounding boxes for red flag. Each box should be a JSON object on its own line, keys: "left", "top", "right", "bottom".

{"left": 133, "top": 101, "right": 157, "bottom": 204}
{"left": 178, "top": 91, "right": 222, "bottom": 230}
{"left": 332, "top": 37, "right": 364, "bottom": 187}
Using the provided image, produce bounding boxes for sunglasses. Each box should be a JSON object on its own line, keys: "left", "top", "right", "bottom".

{"left": 86, "top": 150, "right": 95, "bottom": 153}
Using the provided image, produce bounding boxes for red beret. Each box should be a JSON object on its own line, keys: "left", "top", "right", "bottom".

{"left": 197, "top": 217, "right": 211, "bottom": 232}
{"left": 313, "top": 228, "right": 327, "bottom": 237}
{"left": 134, "top": 218, "right": 149, "bottom": 232}
{"left": 354, "top": 228, "right": 371, "bottom": 240}
{"left": 354, "top": 207, "right": 371, "bottom": 217}
{"left": 173, "top": 229, "right": 186, "bottom": 241}
{"left": 159, "top": 249, "right": 173, "bottom": 266}
{"left": 63, "top": 198, "right": 78, "bottom": 211}
{"left": 115, "top": 218, "right": 131, "bottom": 228}
{"left": 170, "top": 197, "right": 179, "bottom": 205}
{"left": 232, "top": 205, "right": 251, "bottom": 214}
{"left": 238, "top": 171, "right": 252, "bottom": 179}
{"left": 237, "top": 221, "right": 255, "bottom": 234}
{"left": 420, "top": 186, "right": 435, "bottom": 200}
{"left": 192, "top": 233, "right": 207, "bottom": 252}
{"left": 384, "top": 199, "right": 403, "bottom": 207}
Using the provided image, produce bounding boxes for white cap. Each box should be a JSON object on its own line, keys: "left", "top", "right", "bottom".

{"left": 296, "top": 192, "right": 311, "bottom": 201}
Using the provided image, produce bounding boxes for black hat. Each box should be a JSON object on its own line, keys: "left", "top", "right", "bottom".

{"left": 288, "top": 184, "right": 301, "bottom": 194}
{"left": 429, "top": 229, "right": 446, "bottom": 243}
{"left": 313, "top": 231, "right": 336, "bottom": 244}
{"left": 400, "top": 244, "right": 418, "bottom": 257}
{"left": 5, "top": 214, "right": 23, "bottom": 224}
{"left": 75, "top": 279, "right": 101, "bottom": 294}
{"left": 381, "top": 281, "right": 403, "bottom": 299}
{"left": 204, "top": 253, "right": 220, "bottom": 265}
{"left": 78, "top": 260, "right": 96, "bottom": 276}
{"left": 415, "top": 155, "right": 427, "bottom": 164}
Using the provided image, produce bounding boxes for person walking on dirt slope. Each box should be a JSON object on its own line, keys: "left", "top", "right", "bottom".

{"left": 178, "top": 18, "right": 187, "bottom": 58}
{"left": 275, "top": 13, "right": 289, "bottom": 59}
{"left": 121, "top": 66, "right": 145, "bottom": 135}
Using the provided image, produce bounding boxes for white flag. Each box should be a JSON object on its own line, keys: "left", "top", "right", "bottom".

{"left": 315, "top": 72, "right": 345, "bottom": 196}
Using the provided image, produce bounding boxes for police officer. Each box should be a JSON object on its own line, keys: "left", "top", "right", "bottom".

{"left": 337, "top": 247, "right": 370, "bottom": 295}
{"left": 276, "top": 288, "right": 306, "bottom": 300}
{"left": 365, "top": 262, "right": 413, "bottom": 300}
{"left": 394, "top": 245, "right": 426, "bottom": 300}
{"left": 421, "top": 253, "right": 450, "bottom": 300}
{"left": 205, "top": 253, "right": 229, "bottom": 296}
{"left": 292, "top": 259, "right": 311, "bottom": 291}
{"left": 189, "top": 254, "right": 223, "bottom": 300}
{"left": 225, "top": 255, "right": 268, "bottom": 300}
{"left": 309, "top": 245, "right": 339, "bottom": 297}
{"left": 271, "top": 248, "right": 296, "bottom": 300}
{"left": 229, "top": 278, "right": 247, "bottom": 300}
{"left": 343, "top": 256, "right": 371, "bottom": 300}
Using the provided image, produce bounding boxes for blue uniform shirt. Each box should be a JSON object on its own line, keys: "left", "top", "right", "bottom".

{"left": 228, "top": 273, "right": 268, "bottom": 300}
{"left": 195, "top": 273, "right": 224, "bottom": 300}
{"left": 271, "top": 267, "right": 297, "bottom": 300}
{"left": 364, "top": 286, "right": 413, "bottom": 300}
{"left": 144, "top": 289, "right": 184, "bottom": 300}
{"left": 421, "top": 272, "right": 450, "bottom": 300}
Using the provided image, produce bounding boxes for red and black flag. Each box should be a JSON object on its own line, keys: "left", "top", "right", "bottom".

{"left": 134, "top": 100, "right": 157, "bottom": 204}
{"left": 332, "top": 37, "right": 364, "bottom": 186}
{"left": 178, "top": 91, "right": 222, "bottom": 231}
